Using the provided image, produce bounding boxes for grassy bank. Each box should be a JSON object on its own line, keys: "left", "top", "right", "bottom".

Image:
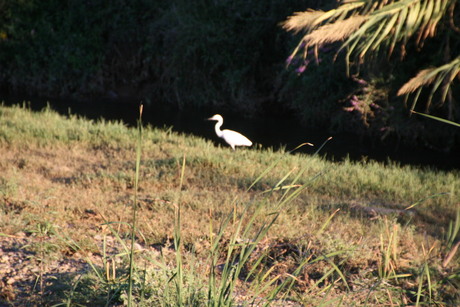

{"left": 0, "top": 103, "right": 459, "bottom": 306}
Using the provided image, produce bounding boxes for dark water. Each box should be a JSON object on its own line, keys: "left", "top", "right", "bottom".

{"left": 2, "top": 96, "right": 460, "bottom": 171}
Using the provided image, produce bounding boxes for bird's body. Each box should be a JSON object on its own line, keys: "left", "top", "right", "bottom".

{"left": 207, "top": 114, "right": 252, "bottom": 150}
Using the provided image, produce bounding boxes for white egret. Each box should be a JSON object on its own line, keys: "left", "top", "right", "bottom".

{"left": 207, "top": 114, "right": 253, "bottom": 150}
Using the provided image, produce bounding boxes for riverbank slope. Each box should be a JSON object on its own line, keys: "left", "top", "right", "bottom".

{"left": 0, "top": 104, "right": 458, "bottom": 305}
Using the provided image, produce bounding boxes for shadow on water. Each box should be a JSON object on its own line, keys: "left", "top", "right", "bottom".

{"left": 2, "top": 96, "right": 459, "bottom": 171}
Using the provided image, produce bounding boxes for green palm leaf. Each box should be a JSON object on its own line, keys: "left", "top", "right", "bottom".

{"left": 411, "top": 110, "right": 460, "bottom": 127}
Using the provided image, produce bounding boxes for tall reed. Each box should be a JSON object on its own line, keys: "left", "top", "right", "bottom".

{"left": 127, "top": 104, "right": 144, "bottom": 306}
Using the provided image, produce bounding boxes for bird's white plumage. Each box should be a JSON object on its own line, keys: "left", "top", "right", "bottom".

{"left": 207, "top": 114, "right": 252, "bottom": 150}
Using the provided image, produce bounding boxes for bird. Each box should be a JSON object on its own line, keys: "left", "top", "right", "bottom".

{"left": 207, "top": 114, "right": 253, "bottom": 150}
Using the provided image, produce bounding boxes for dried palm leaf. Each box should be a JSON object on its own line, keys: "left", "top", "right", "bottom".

{"left": 281, "top": 10, "right": 330, "bottom": 33}
{"left": 303, "top": 16, "right": 368, "bottom": 46}
{"left": 397, "top": 56, "right": 460, "bottom": 108}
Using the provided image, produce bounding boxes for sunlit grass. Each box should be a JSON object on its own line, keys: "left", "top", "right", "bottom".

{"left": 0, "top": 103, "right": 459, "bottom": 305}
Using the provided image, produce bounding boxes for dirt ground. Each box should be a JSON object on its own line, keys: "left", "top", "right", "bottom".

{"left": 0, "top": 144, "right": 132, "bottom": 305}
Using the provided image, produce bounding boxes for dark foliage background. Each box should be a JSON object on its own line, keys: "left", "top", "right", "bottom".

{"left": 0, "top": 0, "right": 458, "bottom": 149}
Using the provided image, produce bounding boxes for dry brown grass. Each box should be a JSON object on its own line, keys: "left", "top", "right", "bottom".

{"left": 0, "top": 105, "right": 459, "bottom": 305}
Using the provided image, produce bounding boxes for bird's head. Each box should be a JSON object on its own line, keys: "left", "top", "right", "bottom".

{"left": 207, "top": 114, "right": 223, "bottom": 122}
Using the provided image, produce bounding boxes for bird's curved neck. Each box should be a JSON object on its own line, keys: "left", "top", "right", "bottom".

{"left": 214, "top": 120, "right": 224, "bottom": 138}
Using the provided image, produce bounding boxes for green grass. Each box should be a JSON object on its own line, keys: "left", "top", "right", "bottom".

{"left": 0, "top": 103, "right": 459, "bottom": 306}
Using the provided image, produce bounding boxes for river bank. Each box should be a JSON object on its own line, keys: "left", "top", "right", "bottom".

{"left": 0, "top": 104, "right": 459, "bottom": 305}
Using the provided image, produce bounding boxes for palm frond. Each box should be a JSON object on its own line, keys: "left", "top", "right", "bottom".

{"left": 284, "top": 0, "right": 454, "bottom": 62}
{"left": 281, "top": 10, "right": 331, "bottom": 33}
{"left": 281, "top": 1, "right": 368, "bottom": 34}
{"left": 341, "top": 0, "right": 451, "bottom": 59}
{"left": 411, "top": 110, "right": 460, "bottom": 127}
{"left": 282, "top": 0, "right": 459, "bottom": 118}
{"left": 397, "top": 56, "right": 460, "bottom": 109}
{"left": 302, "top": 16, "right": 368, "bottom": 46}
{"left": 397, "top": 68, "right": 437, "bottom": 94}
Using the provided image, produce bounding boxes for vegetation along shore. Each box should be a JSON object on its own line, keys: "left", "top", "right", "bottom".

{"left": 1, "top": 0, "right": 459, "bottom": 150}
{"left": 0, "top": 103, "right": 458, "bottom": 306}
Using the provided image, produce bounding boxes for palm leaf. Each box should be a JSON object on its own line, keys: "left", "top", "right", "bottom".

{"left": 397, "top": 56, "right": 460, "bottom": 108}
{"left": 283, "top": 0, "right": 458, "bottom": 114}
{"left": 371, "top": 13, "right": 399, "bottom": 51}
{"left": 411, "top": 110, "right": 460, "bottom": 127}
{"left": 406, "top": 0, "right": 422, "bottom": 35}
{"left": 344, "top": 0, "right": 451, "bottom": 59}
{"left": 397, "top": 68, "right": 438, "bottom": 94}
{"left": 281, "top": 1, "right": 368, "bottom": 33}
{"left": 358, "top": 18, "right": 388, "bottom": 59}
{"left": 284, "top": 0, "right": 453, "bottom": 63}
{"left": 302, "top": 16, "right": 368, "bottom": 46}
{"left": 389, "top": 4, "right": 409, "bottom": 54}
{"left": 281, "top": 10, "right": 329, "bottom": 33}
